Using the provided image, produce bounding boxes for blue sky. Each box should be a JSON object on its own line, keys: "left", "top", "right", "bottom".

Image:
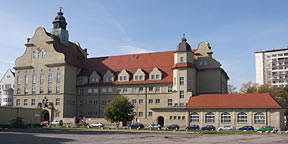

{"left": 1, "top": 0, "right": 288, "bottom": 90}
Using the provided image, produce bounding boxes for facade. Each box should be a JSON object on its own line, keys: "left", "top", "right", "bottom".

{"left": 0, "top": 69, "right": 15, "bottom": 106}
{"left": 12, "top": 10, "right": 284, "bottom": 130}
{"left": 255, "top": 48, "right": 288, "bottom": 87}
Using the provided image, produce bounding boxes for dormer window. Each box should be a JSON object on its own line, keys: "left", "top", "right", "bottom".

{"left": 118, "top": 69, "right": 130, "bottom": 82}
{"left": 103, "top": 70, "right": 114, "bottom": 83}
{"left": 149, "top": 67, "right": 162, "bottom": 80}
{"left": 133, "top": 68, "right": 145, "bottom": 81}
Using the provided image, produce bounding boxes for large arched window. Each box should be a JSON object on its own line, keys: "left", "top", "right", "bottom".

{"left": 254, "top": 112, "right": 265, "bottom": 124}
{"left": 190, "top": 112, "right": 199, "bottom": 122}
{"left": 237, "top": 112, "right": 248, "bottom": 123}
{"left": 221, "top": 112, "right": 231, "bottom": 123}
{"left": 205, "top": 112, "right": 215, "bottom": 123}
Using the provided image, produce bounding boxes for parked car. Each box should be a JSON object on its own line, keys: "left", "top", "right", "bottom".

{"left": 148, "top": 124, "right": 162, "bottom": 129}
{"left": 186, "top": 125, "right": 200, "bottom": 130}
{"left": 40, "top": 121, "right": 49, "bottom": 126}
{"left": 89, "top": 122, "right": 105, "bottom": 127}
{"left": 49, "top": 120, "right": 63, "bottom": 126}
{"left": 76, "top": 121, "right": 89, "bottom": 127}
{"left": 257, "top": 126, "right": 278, "bottom": 132}
{"left": 128, "top": 123, "right": 144, "bottom": 129}
{"left": 237, "top": 126, "right": 254, "bottom": 131}
{"left": 201, "top": 125, "right": 216, "bottom": 130}
{"left": 166, "top": 124, "right": 180, "bottom": 130}
{"left": 218, "top": 125, "right": 234, "bottom": 131}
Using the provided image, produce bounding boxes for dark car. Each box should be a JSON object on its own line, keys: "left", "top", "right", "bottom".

{"left": 186, "top": 125, "right": 200, "bottom": 130}
{"left": 201, "top": 125, "right": 216, "bottom": 130}
{"left": 166, "top": 124, "right": 180, "bottom": 130}
{"left": 76, "top": 121, "right": 89, "bottom": 127}
{"left": 237, "top": 126, "right": 254, "bottom": 131}
{"left": 128, "top": 123, "right": 144, "bottom": 129}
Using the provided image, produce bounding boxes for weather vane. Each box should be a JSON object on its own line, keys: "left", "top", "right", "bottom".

{"left": 59, "top": 7, "right": 63, "bottom": 12}
{"left": 183, "top": 33, "right": 185, "bottom": 37}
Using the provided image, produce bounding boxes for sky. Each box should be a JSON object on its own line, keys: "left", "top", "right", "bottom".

{"left": 0, "top": 0, "right": 288, "bottom": 90}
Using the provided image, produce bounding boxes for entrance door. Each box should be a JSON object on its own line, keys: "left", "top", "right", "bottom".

{"left": 41, "top": 110, "right": 49, "bottom": 121}
{"left": 157, "top": 116, "right": 164, "bottom": 127}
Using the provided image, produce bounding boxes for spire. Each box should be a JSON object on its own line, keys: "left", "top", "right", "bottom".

{"left": 176, "top": 34, "right": 191, "bottom": 52}
{"left": 50, "top": 8, "right": 69, "bottom": 46}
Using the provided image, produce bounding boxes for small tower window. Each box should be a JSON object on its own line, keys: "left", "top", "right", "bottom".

{"left": 180, "top": 57, "right": 184, "bottom": 62}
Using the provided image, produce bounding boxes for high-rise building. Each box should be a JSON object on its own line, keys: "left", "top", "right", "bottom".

{"left": 255, "top": 48, "right": 288, "bottom": 87}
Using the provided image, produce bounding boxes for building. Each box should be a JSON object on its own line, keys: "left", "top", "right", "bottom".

{"left": 0, "top": 69, "right": 15, "bottom": 106}
{"left": 13, "top": 10, "right": 284, "bottom": 130}
{"left": 255, "top": 48, "right": 288, "bottom": 87}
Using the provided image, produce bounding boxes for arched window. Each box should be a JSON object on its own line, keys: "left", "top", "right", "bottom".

{"left": 205, "top": 112, "right": 215, "bottom": 123}
{"left": 221, "top": 112, "right": 231, "bottom": 123}
{"left": 33, "top": 51, "right": 37, "bottom": 58}
{"left": 190, "top": 112, "right": 199, "bottom": 122}
{"left": 254, "top": 112, "right": 265, "bottom": 124}
{"left": 237, "top": 112, "right": 247, "bottom": 123}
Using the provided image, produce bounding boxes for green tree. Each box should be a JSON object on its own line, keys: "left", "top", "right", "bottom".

{"left": 228, "top": 84, "right": 238, "bottom": 94}
{"left": 104, "top": 96, "right": 134, "bottom": 128}
{"left": 276, "top": 86, "right": 288, "bottom": 126}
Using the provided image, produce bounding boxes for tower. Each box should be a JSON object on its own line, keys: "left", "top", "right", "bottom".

{"left": 172, "top": 36, "right": 196, "bottom": 104}
{"left": 50, "top": 9, "right": 69, "bottom": 46}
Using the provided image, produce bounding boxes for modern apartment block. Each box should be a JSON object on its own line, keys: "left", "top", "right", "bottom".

{"left": 0, "top": 69, "right": 15, "bottom": 106}
{"left": 255, "top": 48, "right": 288, "bottom": 87}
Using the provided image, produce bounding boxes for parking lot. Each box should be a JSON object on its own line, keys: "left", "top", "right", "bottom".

{"left": 0, "top": 128, "right": 288, "bottom": 144}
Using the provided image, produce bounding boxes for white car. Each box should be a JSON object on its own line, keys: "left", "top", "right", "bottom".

{"left": 49, "top": 120, "right": 63, "bottom": 126}
{"left": 90, "top": 122, "right": 105, "bottom": 127}
{"left": 217, "top": 125, "right": 234, "bottom": 131}
{"left": 148, "top": 124, "right": 162, "bottom": 129}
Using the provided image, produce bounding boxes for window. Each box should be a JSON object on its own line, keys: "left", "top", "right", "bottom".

{"left": 24, "top": 88, "right": 28, "bottom": 95}
{"left": 237, "top": 112, "right": 248, "bottom": 123}
{"left": 32, "top": 74, "right": 36, "bottom": 84}
{"left": 174, "top": 77, "right": 176, "bottom": 85}
{"left": 205, "top": 112, "right": 215, "bottom": 123}
{"left": 123, "top": 88, "right": 127, "bottom": 93}
{"left": 151, "top": 75, "right": 155, "bottom": 80}
{"left": 56, "top": 86, "right": 60, "bottom": 94}
{"left": 155, "top": 99, "right": 160, "bottom": 104}
{"left": 221, "top": 112, "right": 231, "bottom": 123}
{"left": 48, "top": 73, "right": 52, "bottom": 83}
{"left": 119, "top": 76, "right": 123, "bottom": 81}
{"left": 102, "top": 88, "right": 107, "bottom": 93}
{"left": 132, "top": 99, "right": 136, "bottom": 104}
{"left": 182, "top": 116, "right": 185, "bottom": 120}
{"left": 16, "top": 99, "right": 20, "bottom": 106}
{"left": 139, "top": 87, "right": 144, "bottom": 92}
{"left": 40, "top": 74, "right": 44, "bottom": 84}
{"left": 40, "top": 87, "right": 44, "bottom": 94}
{"left": 254, "top": 112, "right": 265, "bottom": 124}
{"left": 179, "top": 91, "right": 184, "bottom": 99}
{"left": 148, "top": 87, "right": 153, "bottom": 92}
{"left": 190, "top": 112, "right": 199, "bottom": 122}
{"left": 108, "top": 88, "right": 112, "bottom": 93}
{"left": 93, "top": 88, "right": 98, "bottom": 93}
{"left": 17, "top": 88, "right": 21, "bottom": 95}
{"left": 79, "top": 89, "right": 83, "bottom": 95}
{"left": 139, "top": 112, "right": 143, "bottom": 117}
{"left": 168, "top": 99, "right": 173, "bottom": 106}
{"left": 180, "top": 77, "right": 184, "bottom": 85}
{"left": 25, "top": 75, "right": 28, "bottom": 84}
{"left": 55, "top": 112, "right": 60, "bottom": 118}
{"left": 78, "top": 112, "right": 83, "bottom": 118}
{"left": 57, "top": 72, "right": 61, "bottom": 83}
{"left": 155, "top": 86, "right": 160, "bottom": 92}
{"left": 117, "top": 88, "right": 121, "bottom": 93}
{"left": 139, "top": 99, "right": 143, "bottom": 104}
{"left": 33, "top": 51, "right": 37, "bottom": 58}
{"left": 132, "top": 87, "right": 137, "bottom": 93}
{"left": 170, "top": 116, "right": 173, "bottom": 120}
{"left": 148, "top": 112, "right": 153, "bottom": 117}
{"left": 174, "top": 116, "right": 177, "bottom": 120}
{"left": 139, "top": 75, "right": 143, "bottom": 80}
{"left": 93, "top": 100, "right": 97, "bottom": 105}
{"left": 79, "top": 100, "right": 83, "bottom": 106}
{"left": 42, "top": 51, "right": 46, "bottom": 58}
{"left": 178, "top": 116, "right": 181, "bottom": 120}
{"left": 24, "top": 99, "right": 28, "bottom": 106}
{"left": 56, "top": 98, "right": 60, "bottom": 106}
{"left": 148, "top": 99, "right": 153, "bottom": 104}
{"left": 124, "top": 76, "right": 127, "bottom": 81}
{"left": 180, "top": 57, "right": 184, "bottom": 62}
{"left": 168, "top": 86, "right": 172, "bottom": 92}
{"left": 46, "top": 87, "right": 52, "bottom": 94}
{"left": 32, "top": 88, "right": 36, "bottom": 94}
{"left": 31, "top": 99, "right": 35, "bottom": 106}
{"left": 135, "top": 76, "right": 138, "bottom": 80}
{"left": 17, "top": 75, "right": 21, "bottom": 85}
{"left": 102, "top": 100, "right": 106, "bottom": 105}
{"left": 88, "top": 89, "right": 92, "bottom": 93}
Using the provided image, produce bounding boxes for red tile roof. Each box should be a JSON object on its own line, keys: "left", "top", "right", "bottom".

{"left": 186, "top": 93, "right": 282, "bottom": 109}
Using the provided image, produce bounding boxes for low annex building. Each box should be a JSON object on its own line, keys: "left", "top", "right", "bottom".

{"left": 12, "top": 10, "right": 284, "bottom": 130}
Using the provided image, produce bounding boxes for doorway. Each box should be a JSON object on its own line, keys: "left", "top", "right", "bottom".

{"left": 41, "top": 110, "right": 49, "bottom": 121}
{"left": 157, "top": 116, "right": 164, "bottom": 127}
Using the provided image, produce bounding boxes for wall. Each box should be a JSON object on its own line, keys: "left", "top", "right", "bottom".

{"left": 0, "top": 107, "right": 41, "bottom": 125}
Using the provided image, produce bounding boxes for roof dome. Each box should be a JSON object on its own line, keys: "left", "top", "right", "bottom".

{"left": 52, "top": 9, "right": 67, "bottom": 29}
{"left": 176, "top": 37, "right": 191, "bottom": 52}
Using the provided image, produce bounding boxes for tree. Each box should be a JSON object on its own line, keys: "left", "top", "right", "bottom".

{"left": 104, "top": 96, "right": 134, "bottom": 128}
{"left": 276, "top": 86, "right": 288, "bottom": 126}
{"left": 227, "top": 84, "right": 238, "bottom": 94}
{"left": 239, "top": 81, "right": 258, "bottom": 94}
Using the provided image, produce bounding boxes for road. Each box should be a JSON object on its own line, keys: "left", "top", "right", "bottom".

{"left": 0, "top": 128, "right": 288, "bottom": 144}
